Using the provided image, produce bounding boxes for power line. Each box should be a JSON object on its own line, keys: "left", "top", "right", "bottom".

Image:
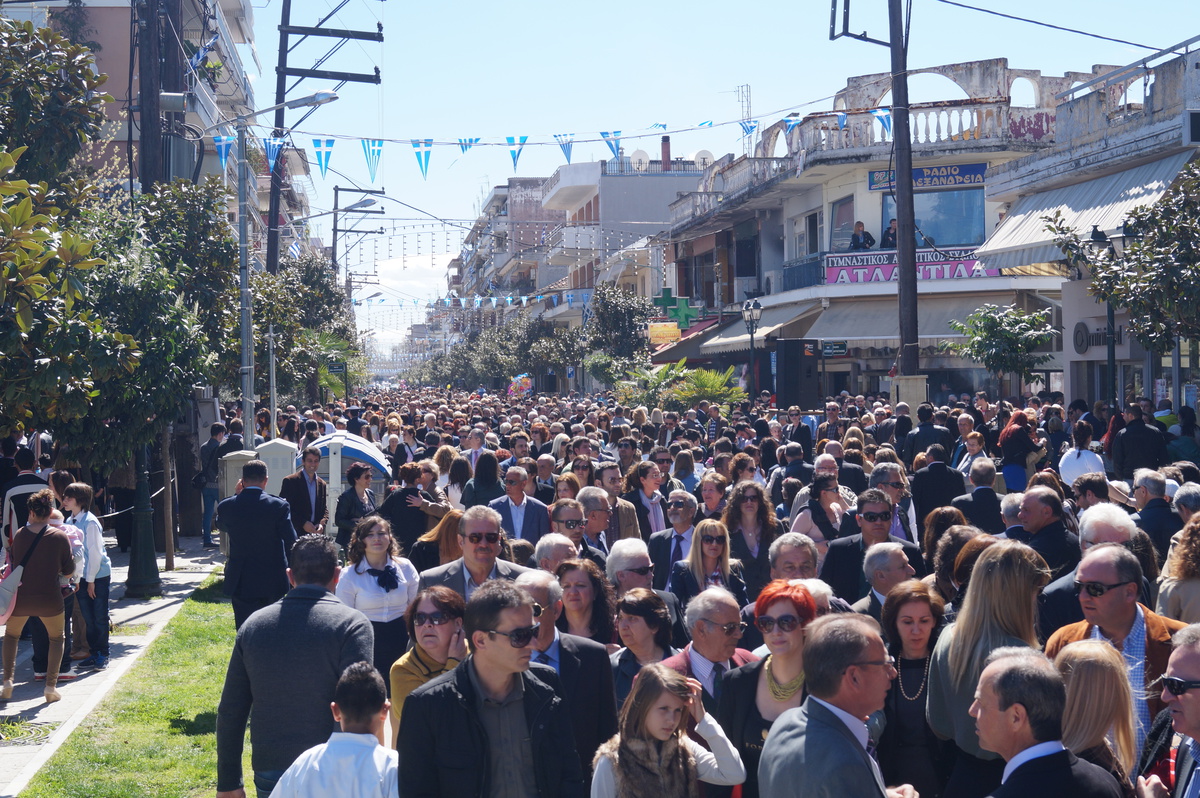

{"left": 930, "top": 0, "right": 1162, "bottom": 50}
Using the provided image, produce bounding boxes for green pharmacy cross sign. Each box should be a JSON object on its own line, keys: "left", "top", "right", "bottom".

{"left": 652, "top": 289, "right": 702, "bottom": 329}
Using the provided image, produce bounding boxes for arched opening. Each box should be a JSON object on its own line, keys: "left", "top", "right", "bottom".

{"left": 1009, "top": 77, "right": 1037, "bottom": 107}
{"left": 1119, "top": 76, "right": 1150, "bottom": 110}
{"left": 771, "top": 126, "right": 789, "bottom": 157}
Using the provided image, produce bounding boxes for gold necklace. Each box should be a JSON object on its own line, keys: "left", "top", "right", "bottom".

{"left": 897, "top": 654, "right": 930, "bottom": 701}
{"left": 765, "top": 655, "right": 805, "bottom": 701}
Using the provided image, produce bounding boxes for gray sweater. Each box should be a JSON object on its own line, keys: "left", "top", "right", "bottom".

{"left": 216, "top": 585, "right": 374, "bottom": 791}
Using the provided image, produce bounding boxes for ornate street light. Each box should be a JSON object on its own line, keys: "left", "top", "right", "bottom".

{"left": 742, "top": 299, "right": 763, "bottom": 400}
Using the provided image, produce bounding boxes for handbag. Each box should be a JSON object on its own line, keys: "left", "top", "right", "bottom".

{"left": 0, "top": 527, "right": 48, "bottom": 624}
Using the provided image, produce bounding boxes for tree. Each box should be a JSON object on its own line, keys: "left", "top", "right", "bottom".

{"left": 1046, "top": 161, "right": 1200, "bottom": 354}
{"left": 667, "top": 367, "right": 748, "bottom": 412}
{"left": 586, "top": 282, "right": 652, "bottom": 362}
{"left": 946, "top": 304, "right": 1057, "bottom": 384}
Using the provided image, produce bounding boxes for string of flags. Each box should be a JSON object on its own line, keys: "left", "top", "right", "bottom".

{"left": 350, "top": 291, "right": 594, "bottom": 311}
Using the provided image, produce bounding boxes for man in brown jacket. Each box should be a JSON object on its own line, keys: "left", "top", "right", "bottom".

{"left": 1044, "top": 542, "right": 1185, "bottom": 756}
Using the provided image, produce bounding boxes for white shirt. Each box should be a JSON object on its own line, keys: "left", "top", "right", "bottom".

{"left": 508, "top": 495, "right": 528, "bottom": 539}
{"left": 465, "top": 562, "right": 500, "bottom": 603}
{"left": 1001, "top": 740, "right": 1066, "bottom": 783}
{"left": 270, "top": 731, "right": 398, "bottom": 798}
{"left": 669, "top": 526, "right": 694, "bottom": 566}
{"left": 1058, "top": 448, "right": 1106, "bottom": 486}
{"left": 334, "top": 557, "right": 419, "bottom": 623}
{"left": 688, "top": 646, "right": 729, "bottom": 697}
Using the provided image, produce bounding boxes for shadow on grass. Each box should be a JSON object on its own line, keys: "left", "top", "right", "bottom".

{"left": 190, "top": 577, "right": 228, "bottom": 604}
{"left": 167, "top": 710, "right": 216, "bottom": 736}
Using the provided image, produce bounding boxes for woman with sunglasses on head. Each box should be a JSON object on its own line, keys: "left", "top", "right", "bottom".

{"left": 556, "top": 558, "right": 617, "bottom": 647}
{"left": 722, "top": 480, "right": 781, "bottom": 601}
{"left": 593, "top": 663, "right": 745, "bottom": 798}
{"left": 668, "top": 519, "right": 749, "bottom": 610}
{"left": 716, "top": 580, "right": 816, "bottom": 798}
{"left": 879, "top": 579, "right": 951, "bottom": 798}
{"left": 336, "top": 517, "right": 420, "bottom": 699}
{"left": 611, "top": 588, "right": 681, "bottom": 706}
{"left": 389, "top": 585, "right": 466, "bottom": 738}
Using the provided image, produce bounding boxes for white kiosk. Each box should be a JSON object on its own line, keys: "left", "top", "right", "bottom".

{"left": 301, "top": 432, "right": 392, "bottom": 537}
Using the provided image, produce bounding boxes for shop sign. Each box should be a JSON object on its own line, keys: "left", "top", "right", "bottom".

{"left": 869, "top": 163, "right": 988, "bottom": 191}
{"left": 823, "top": 341, "right": 848, "bottom": 357}
{"left": 825, "top": 248, "right": 996, "bottom": 284}
{"left": 1071, "top": 322, "right": 1124, "bottom": 355}
{"left": 648, "top": 322, "right": 681, "bottom": 345}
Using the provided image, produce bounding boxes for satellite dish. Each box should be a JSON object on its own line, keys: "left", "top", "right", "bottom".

{"left": 630, "top": 150, "right": 651, "bottom": 171}
{"left": 692, "top": 150, "right": 715, "bottom": 169}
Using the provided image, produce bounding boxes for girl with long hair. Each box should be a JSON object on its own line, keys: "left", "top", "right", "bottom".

{"left": 1059, "top": 420, "right": 1105, "bottom": 486}
{"left": 1157, "top": 516, "right": 1200, "bottom": 623}
{"left": 460, "top": 450, "right": 503, "bottom": 508}
{"left": 591, "top": 663, "right": 745, "bottom": 798}
{"left": 407, "top": 509, "right": 464, "bottom": 574}
{"left": 667, "top": 519, "right": 748, "bottom": 609}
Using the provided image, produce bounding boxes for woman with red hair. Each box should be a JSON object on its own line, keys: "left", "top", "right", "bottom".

{"left": 716, "top": 579, "right": 817, "bottom": 798}
{"left": 998, "top": 411, "right": 1044, "bottom": 493}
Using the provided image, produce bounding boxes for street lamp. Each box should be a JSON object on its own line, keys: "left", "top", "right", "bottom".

{"left": 742, "top": 298, "right": 763, "bottom": 401}
{"left": 202, "top": 89, "right": 339, "bottom": 428}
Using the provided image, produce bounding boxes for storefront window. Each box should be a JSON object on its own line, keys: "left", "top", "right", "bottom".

{"left": 882, "top": 187, "right": 985, "bottom": 248}
{"left": 830, "top": 196, "right": 855, "bottom": 251}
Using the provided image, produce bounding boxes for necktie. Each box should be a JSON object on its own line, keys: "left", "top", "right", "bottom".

{"left": 711, "top": 663, "right": 725, "bottom": 702}
{"left": 536, "top": 651, "right": 552, "bottom": 666}
{"left": 672, "top": 534, "right": 684, "bottom": 566}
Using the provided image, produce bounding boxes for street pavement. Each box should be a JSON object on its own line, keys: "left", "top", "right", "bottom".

{"left": 0, "top": 532, "right": 220, "bottom": 798}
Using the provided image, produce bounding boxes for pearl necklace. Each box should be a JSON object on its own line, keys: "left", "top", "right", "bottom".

{"left": 765, "top": 655, "right": 805, "bottom": 701}
{"left": 897, "top": 654, "right": 930, "bottom": 701}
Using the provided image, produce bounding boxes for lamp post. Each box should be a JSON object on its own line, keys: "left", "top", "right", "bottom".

{"left": 204, "top": 90, "right": 339, "bottom": 428}
{"left": 742, "top": 298, "right": 763, "bottom": 401}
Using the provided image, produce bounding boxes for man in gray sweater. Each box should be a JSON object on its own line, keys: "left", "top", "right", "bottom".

{"left": 216, "top": 534, "right": 374, "bottom": 798}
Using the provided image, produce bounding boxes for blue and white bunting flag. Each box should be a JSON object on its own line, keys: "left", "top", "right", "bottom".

{"left": 566, "top": 292, "right": 575, "bottom": 308}
{"left": 837, "top": 112, "right": 847, "bottom": 130}
{"left": 554, "top": 134, "right": 574, "bottom": 164}
{"left": 188, "top": 34, "right": 218, "bottom": 71}
{"left": 783, "top": 117, "right": 803, "bottom": 134}
{"left": 506, "top": 136, "right": 528, "bottom": 172}
{"left": 362, "top": 139, "right": 384, "bottom": 182}
{"left": 649, "top": 122, "right": 667, "bottom": 130}
{"left": 600, "top": 131, "right": 621, "bottom": 158}
{"left": 738, "top": 120, "right": 759, "bottom": 136}
{"left": 520, "top": 296, "right": 528, "bottom": 307}
{"left": 697, "top": 120, "right": 713, "bottom": 128}
{"left": 869, "top": 108, "right": 892, "bottom": 137}
{"left": 261, "top": 137, "right": 285, "bottom": 172}
{"left": 213, "top": 135, "right": 235, "bottom": 172}
{"left": 288, "top": 240, "right": 301, "bottom": 258}
{"left": 412, "top": 139, "right": 432, "bottom": 180}
{"left": 458, "top": 137, "right": 480, "bottom": 153}
{"left": 312, "top": 138, "right": 334, "bottom": 178}
{"left": 474, "top": 296, "right": 483, "bottom": 309}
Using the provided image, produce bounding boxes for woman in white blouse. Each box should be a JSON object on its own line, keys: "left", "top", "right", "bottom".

{"left": 335, "top": 517, "right": 419, "bottom": 693}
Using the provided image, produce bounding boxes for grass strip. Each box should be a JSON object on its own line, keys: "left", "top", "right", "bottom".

{"left": 21, "top": 572, "right": 243, "bottom": 798}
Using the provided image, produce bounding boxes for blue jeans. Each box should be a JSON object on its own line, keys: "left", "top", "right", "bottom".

{"left": 202, "top": 486, "right": 219, "bottom": 544}
{"left": 253, "top": 769, "right": 285, "bottom": 798}
{"left": 79, "top": 576, "right": 111, "bottom": 657}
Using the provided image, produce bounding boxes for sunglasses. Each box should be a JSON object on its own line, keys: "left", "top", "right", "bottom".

{"left": 487, "top": 623, "right": 540, "bottom": 648}
{"left": 667, "top": 500, "right": 689, "bottom": 508}
{"left": 555, "top": 518, "right": 583, "bottom": 529}
{"left": 702, "top": 618, "right": 747, "bottom": 636}
{"left": 879, "top": 481, "right": 905, "bottom": 489}
{"left": 463, "top": 532, "right": 501, "bottom": 545}
{"left": 504, "top": 479, "right": 523, "bottom": 485}
{"left": 1161, "top": 676, "right": 1200, "bottom": 696}
{"left": 1073, "top": 580, "right": 1132, "bottom": 597}
{"left": 701, "top": 535, "right": 726, "bottom": 546}
{"left": 859, "top": 511, "right": 893, "bottom": 523}
{"left": 655, "top": 459, "right": 673, "bottom": 466}
{"left": 623, "top": 564, "right": 654, "bottom": 576}
{"left": 414, "top": 611, "right": 454, "bottom": 627}
{"left": 755, "top": 614, "right": 801, "bottom": 633}
{"left": 742, "top": 494, "right": 761, "bottom": 502}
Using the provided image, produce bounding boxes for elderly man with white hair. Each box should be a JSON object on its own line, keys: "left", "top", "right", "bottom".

{"left": 1037, "top": 502, "right": 1143, "bottom": 639}
{"left": 607, "top": 538, "right": 690, "bottom": 648}
{"left": 1130, "top": 467, "right": 1183, "bottom": 561}
{"left": 661, "top": 586, "right": 760, "bottom": 715}
{"left": 852, "top": 542, "right": 916, "bottom": 624}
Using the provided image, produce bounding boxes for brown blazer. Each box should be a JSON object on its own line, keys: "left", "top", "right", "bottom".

{"left": 278, "top": 471, "right": 329, "bottom": 537}
{"left": 1044, "top": 604, "right": 1185, "bottom": 719}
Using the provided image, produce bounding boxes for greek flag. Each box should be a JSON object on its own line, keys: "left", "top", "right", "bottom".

{"left": 288, "top": 240, "right": 301, "bottom": 259}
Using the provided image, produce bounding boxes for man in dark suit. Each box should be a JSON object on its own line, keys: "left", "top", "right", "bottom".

{"left": 1019, "top": 486, "right": 1081, "bottom": 581}
{"left": 1131, "top": 468, "right": 1183, "bottom": 561}
{"left": 662, "top": 586, "right": 759, "bottom": 717}
{"left": 1139, "top": 623, "right": 1200, "bottom": 797}
{"left": 759, "top": 614, "right": 898, "bottom": 798}
{"left": 607, "top": 538, "right": 690, "bottom": 649}
{"left": 952, "top": 458, "right": 1005, "bottom": 535}
{"left": 277, "top": 446, "right": 329, "bottom": 539}
{"left": 820, "top": 489, "right": 924, "bottom": 603}
{"left": 217, "top": 460, "right": 297, "bottom": 629}
{"left": 648, "top": 490, "right": 696, "bottom": 591}
{"left": 901, "top": 403, "right": 954, "bottom": 469}
{"left": 532, "top": 455, "right": 558, "bottom": 505}
{"left": 825, "top": 441, "right": 868, "bottom": 496}
{"left": 547, "top": 498, "right": 606, "bottom": 569}
{"left": 969, "top": 648, "right": 1122, "bottom": 798}
{"left": 949, "top": 412, "right": 976, "bottom": 468}
{"left": 852, "top": 542, "right": 915, "bottom": 626}
{"left": 517, "top": 570, "right": 617, "bottom": 786}
{"left": 909, "top": 444, "right": 966, "bottom": 525}
{"left": 866, "top": 406, "right": 897, "bottom": 448}
{"left": 417, "top": 505, "right": 531, "bottom": 598}
{"left": 488, "top": 466, "right": 549, "bottom": 546}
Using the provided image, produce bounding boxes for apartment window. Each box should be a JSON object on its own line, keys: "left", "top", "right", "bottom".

{"left": 829, "top": 196, "right": 855, "bottom": 251}
{"left": 881, "top": 187, "right": 986, "bottom": 248}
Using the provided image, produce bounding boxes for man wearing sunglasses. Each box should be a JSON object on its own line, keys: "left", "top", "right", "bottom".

{"left": 1044, "top": 543, "right": 1184, "bottom": 758}
{"left": 488, "top": 466, "right": 549, "bottom": 547}
{"left": 1140, "top": 624, "right": 1200, "bottom": 797}
{"left": 399, "top": 580, "right": 586, "bottom": 798}
{"left": 662, "top": 586, "right": 759, "bottom": 718}
{"left": 549, "top": 498, "right": 606, "bottom": 570}
{"left": 821, "top": 490, "right": 924, "bottom": 604}
{"left": 417, "top": 505, "right": 531, "bottom": 601}
{"left": 648, "top": 490, "right": 697, "bottom": 591}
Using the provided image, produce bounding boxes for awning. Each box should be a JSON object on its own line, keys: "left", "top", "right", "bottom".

{"left": 974, "top": 151, "right": 1194, "bottom": 270}
{"left": 700, "top": 301, "right": 822, "bottom": 355}
{"left": 649, "top": 317, "right": 723, "bottom": 363}
{"left": 803, "top": 295, "right": 990, "bottom": 345}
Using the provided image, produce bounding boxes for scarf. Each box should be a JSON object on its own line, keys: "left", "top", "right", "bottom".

{"left": 806, "top": 496, "right": 840, "bottom": 542}
{"left": 595, "top": 733, "right": 699, "bottom": 798}
{"left": 366, "top": 563, "right": 399, "bottom": 591}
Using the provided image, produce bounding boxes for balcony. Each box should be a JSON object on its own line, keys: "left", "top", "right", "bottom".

{"left": 775, "top": 246, "right": 1006, "bottom": 294}
{"left": 670, "top": 192, "right": 722, "bottom": 228}
{"left": 720, "top": 157, "right": 794, "bottom": 200}
{"left": 541, "top": 162, "right": 602, "bottom": 211}
{"left": 780, "top": 255, "right": 824, "bottom": 292}
{"left": 546, "top": 222, "right": 599, "bottom": 266}
{"left": 601, "top": 159, "right": 707, "bottom": 175}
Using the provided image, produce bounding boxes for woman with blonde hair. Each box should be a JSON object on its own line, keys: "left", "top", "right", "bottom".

{"left": 433, "top": 445, "right": 457, "bottom": 487}
{"left": 1157, "top": 516, "right": 1200, "bottom": 623}
{"left": 926, "top": 540, "right": 1051, "bottom": 798}
{"left": 591, "top": 663, "right": 745, "bottom": 798}
{"left": 550, "top": 432, "right": 572, "bottom": 463}
{"left": 667, "top": 519, "right": 748, "bottom": 609}
{"left": 406, "top": 509, "right": 463, "bottom": 574}
{"left": 1054, "top": 640, "right": 1136, "bottom": 798}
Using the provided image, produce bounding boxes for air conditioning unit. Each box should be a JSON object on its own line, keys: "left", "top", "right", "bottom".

{"left": 1186, "top": 110, "right": 1200, "bottom": 147}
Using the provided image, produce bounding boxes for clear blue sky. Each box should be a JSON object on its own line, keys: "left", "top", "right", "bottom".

{"left": 245, "top": 0, "right": 1194, "bottom": 346}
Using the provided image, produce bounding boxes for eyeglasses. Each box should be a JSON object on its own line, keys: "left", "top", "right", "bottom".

{"left": 701, "top": 619, "right": 747, "bottom": 636}
{"left": 555, "top": 518, "right": 584, "bottom": 529}
{"left": 701, "top": 535, "right": 726, "bottom": 546}
{"left": 859, "top": 511, "right": 893, "bottom": 523}
{"left": 742, "top": 494, "right": 761, "bottom": 502}
{"left": 1073, "top": 580, "right": 1132, "bottom": 597}
{"left": 879, "top": 481, "right": 905, "bottom": 490}
{"left": 1161, "top": 676, "right": 1200, "bottom": 696}
{"left": 414, "top": 611, "right": 454, "bottom": 627}
{"left": 654, "top": 459, "right": 673, "bottom": 466}
{"left": 504, "top": 478, "right": 523, "bottom": 485}
{"left": 851, "top": 656, "right": 897, "bottom": 670}
{"left": 755, "top": 614, "right": 801, "bottom": 633}
{"left": 463, "top": 532, "right": 501, "bottom": 545}
{"left": 624, "top": 564, "right": 654, "bottom": 576}
{"left": 667, "top": 500, "right": 689, "bottom": 508}
{"left": 486, "top": 623, "right": 540, "bottom": 648}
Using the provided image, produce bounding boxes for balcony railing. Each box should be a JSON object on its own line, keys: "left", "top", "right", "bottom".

{"left": 602, "top": 159, "right": 706, "bottom": 175}
{"left": 546, "top": 222, "right": 599, "bottom": 264}
{"left": 780, "top": 255, "right": 824, "bottom": 291}
{"left": 669, "top": 192, "right": 722, "bottom": 227}
{"left": 721, "top": 157, "right": 793, "bottom": 199}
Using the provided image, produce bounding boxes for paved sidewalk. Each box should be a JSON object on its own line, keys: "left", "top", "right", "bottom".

{"left": 0, "top": 532, "right": 220, "bottom": 798}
